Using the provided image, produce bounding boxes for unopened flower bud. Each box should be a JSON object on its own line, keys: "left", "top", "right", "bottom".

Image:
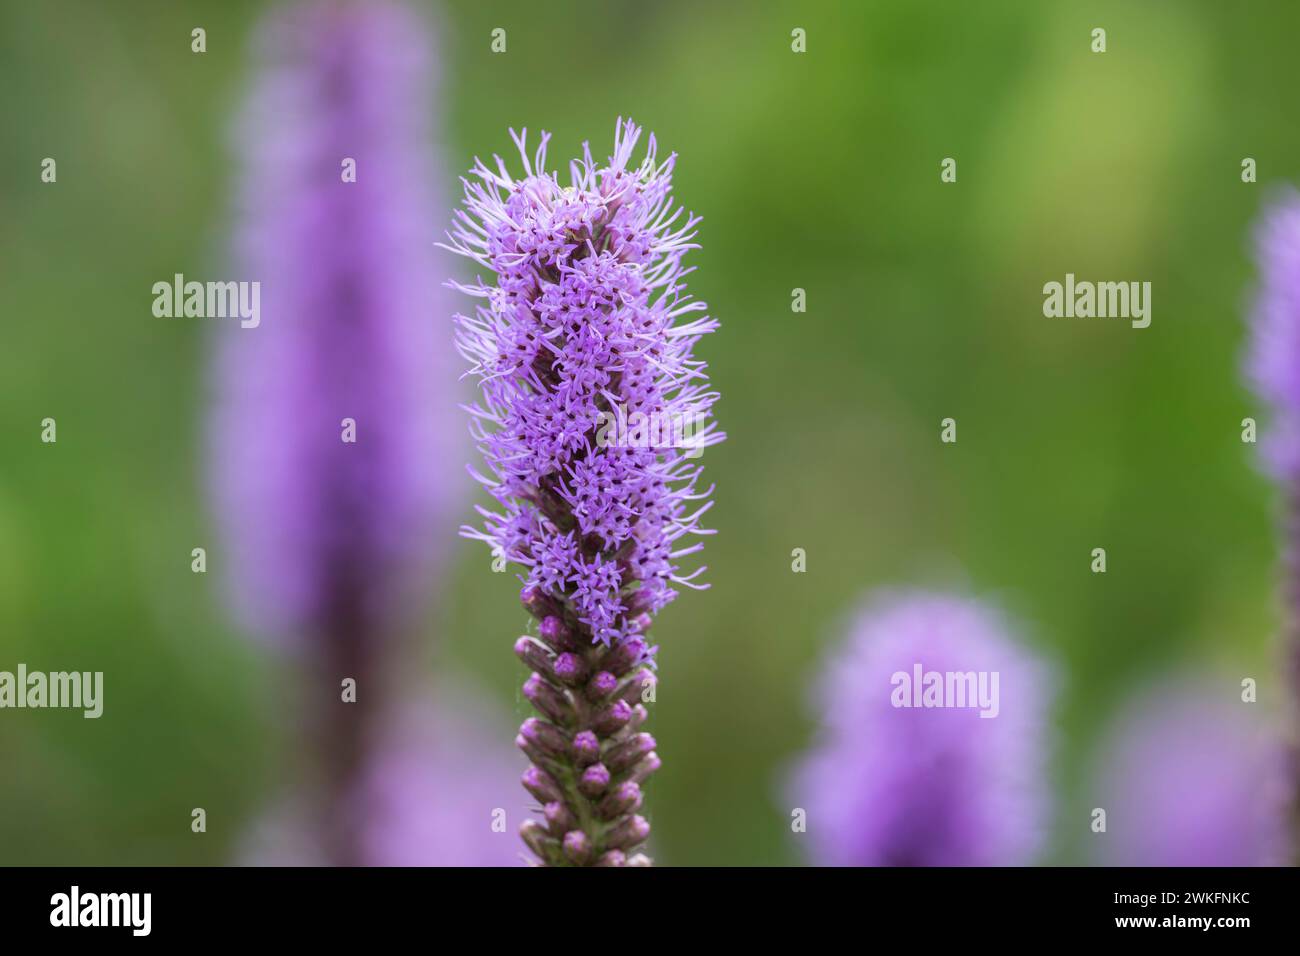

{"left": 520, "top": 819, "right": 559, "bottom": 861}
{"left": 605, "top": 733, "right": 656, "bottom": 773}
{"left": 624, "top": 589, "right": 654, "bottom": 617}
{"left": 585, "top": 670, "right": 619, "bottom": 701}
{"left": 602, "top": 637, "right": 649, "bottom": 677}
{"left": 544, "top": 801, "right": 577, "bottom": 835}
{"left": 627, "top": 703, "right": 649, "bottom": 731}
{"left": 520, "top": 586, "right": 559, "bottom": 621}
{"left": 539, "top": 615, "right": 574, "bottom": 650}
{"left": 578, "top": 761, "right": 610, "bottom": 798}
{"left": 572, "top": 731, "right": 601, "bottom": 766}
{"left": 523, "top": 672, "right": 573, "bottom": 726}
{"left": 598, "top": 781, "right": 643, "bottom": 819}
{"left": 594, "top": 698, "right": 634, "bottom": 736}
{"left": 616, "top": 669, "right": 656, "bottom": 706}
{"left": 520, "top": 717, "right": 570, "bottom": 758}
{"left": 552, "top": 652, "right": 587, "bottom": 685}
{"left": 514, "top": 636, "right": 552, "bottom": 674}
{"left": 516, "top": 733, "right": 547, "bottom": 766}
{"left": 562, "top": 829, "right": 593, "bottom": 865}
{"left": 604, "top": 814, "right": 651, "bottom": 851}
{"left": 522, "top": 766, "right": 563, "bottom": 804}
{"left": 627, "top": 751, "right": 662, "bottom": 785}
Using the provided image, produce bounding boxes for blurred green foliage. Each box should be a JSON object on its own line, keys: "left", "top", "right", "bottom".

{"left": 1, "top": 0, "right": 1295, "bottom": 865}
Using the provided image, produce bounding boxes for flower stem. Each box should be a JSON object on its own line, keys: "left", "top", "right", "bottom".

{"left": 515, "top": 591, "right": 657, "bottom": 866}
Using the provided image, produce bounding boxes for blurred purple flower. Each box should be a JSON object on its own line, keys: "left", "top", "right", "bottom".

{"left": 786, "top": 591, "right": 1054, "bottom": 866}
{"left": 1092, "top": 679, "right": 1288, "bottom": 866}
{"left": 1243, "top": 191, "right": 1300, "bottom": 854}
{"left": 242, "top": 689, "right": 530, "bottom": 867}
{"left": 1246, "top": 190, "right": 1300, "bottom": 480}
{"left": 210, "top": 0, "right": 460, "bottom": 866}
{"left": 441, "top": 120, "right": 721, "bottom": 865}
{"left": 210, "top": 0, "right": 457, "bottom": 650}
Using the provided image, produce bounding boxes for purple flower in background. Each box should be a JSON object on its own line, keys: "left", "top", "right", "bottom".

{"left": 1246, "top": 190, "right": 1300, "bottom": 480}
{"left": 1091, "top": 680, "right": 1288, "bottom": 866}
{"left": 210, "top": 0, "right": 457, "bottom": 864}
{"left": 211, "top": 0, "right": 455, "bottom": 650}
{"left": 442, "top": 119, "right": 722, "bottom": 865}
{"left": 242, "top": 688, "right": 529, "bottom": 866}
{"left": 786, "top": 591, "right": 1053, "bottom": 866}
{"left": 1244, "top": 191, "right": 1300, "bottom": 846}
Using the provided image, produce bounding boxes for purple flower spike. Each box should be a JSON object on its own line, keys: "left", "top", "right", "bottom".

{"left": 786, "top": 591, "right": 1054, "bottom": 866}
{"left": 211, "top": 0, "right": 458, "bottom": 866}
{"left": 1244, "top": 192, "right": 1300, "bottom": 846}
{"left": 443, "top": 119, "right": 722, "bottom": 865}
{"left": 1246, "top": 191, "right": 1300, "bottom": 480}
{"left": 212, "top": 0, "right": 456, "bottom": 651}
{"left": 1091, "top": 679, "right": 1288, "bottom": 866}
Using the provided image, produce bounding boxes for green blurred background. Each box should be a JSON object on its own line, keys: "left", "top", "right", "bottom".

{"left": 1, "top": 0, "right": 1294, "bottom": 865}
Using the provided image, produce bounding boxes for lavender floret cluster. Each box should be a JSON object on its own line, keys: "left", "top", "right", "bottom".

{"left": 443, "top": 119, "right": 722, "bottom": 864}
